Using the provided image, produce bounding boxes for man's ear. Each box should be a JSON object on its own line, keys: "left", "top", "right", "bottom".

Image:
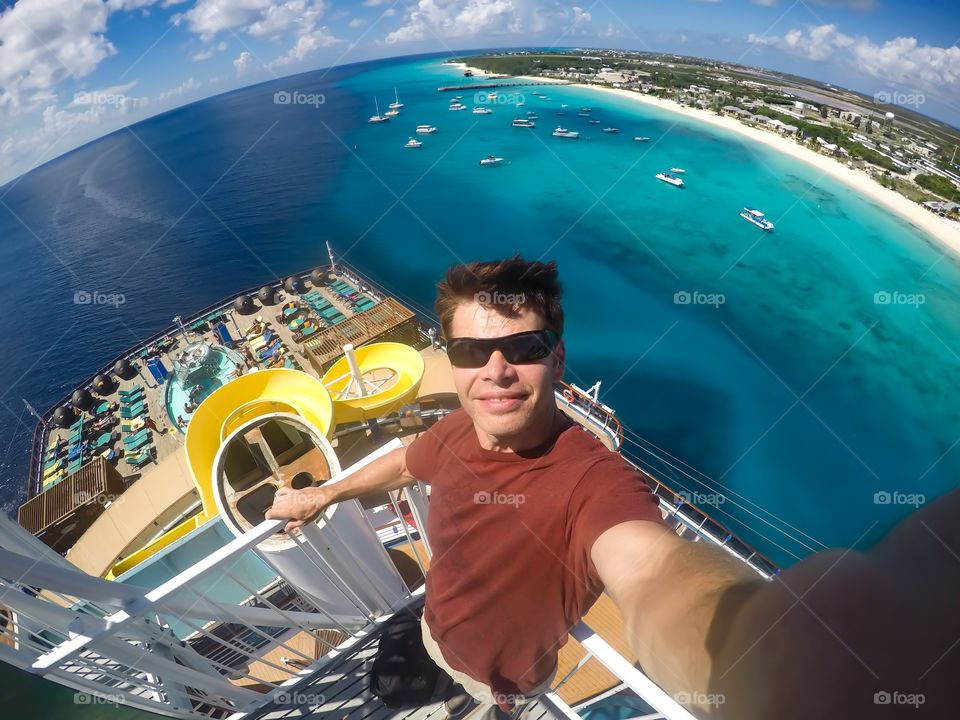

{"left": 553, "top": 339, "right": 565, "bottom": 382}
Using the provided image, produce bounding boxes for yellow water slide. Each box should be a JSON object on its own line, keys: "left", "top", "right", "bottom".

{"left": 321, "top": 342, "right": 425, "bottom": 424}
{"left": 110, "top": 369, "right": 335, "bottom": 577}
{"left": 110, "top": 344, "right": 425, "bottom": 578}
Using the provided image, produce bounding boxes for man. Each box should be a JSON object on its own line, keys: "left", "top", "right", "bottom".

{"left": 268, "top": 258, "right": 959, "bottom": 719}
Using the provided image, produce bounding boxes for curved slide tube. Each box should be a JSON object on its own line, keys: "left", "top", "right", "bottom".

{"left": 321, "top": 342, "right": 425, "bottom": 425}
{"left": 110, "top": 369, "right": 334, "bottom": 578}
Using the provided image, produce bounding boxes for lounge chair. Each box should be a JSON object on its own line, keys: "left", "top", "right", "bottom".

{"left": 125, "top": 434, "right": 152, "bottom": 452}
{"left": 126, "top": 449, "right": 154, "bottom": 467}
{"left": 249, "top": 328, "right": 275, "bottom": 351}
{"left": 119, "top": 388, "right": 144, "bottom": 400}
{"left": 120, "top": 405, "right": 146, "bottom": 419}
{"left": 68, "top": 458, "right": 83, "bottom": 473}
{"left": 123, "top": 428, "right": 150, "bottom": 445}
{"left": 92, "top": 432, "right": 113, "bottom": 450}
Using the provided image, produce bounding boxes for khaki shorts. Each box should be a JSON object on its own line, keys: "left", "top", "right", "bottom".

{"left": 420, "top": 614, "right": 557, "bottom": 708}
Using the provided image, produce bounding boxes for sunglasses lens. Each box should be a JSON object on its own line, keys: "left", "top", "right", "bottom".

{"left": 447, "top": 331, "right": 557, "bottom": 368}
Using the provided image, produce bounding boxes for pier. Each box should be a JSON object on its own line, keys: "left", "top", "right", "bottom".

{"left": 437, "top": 80, "right": 569, "bottom": 92}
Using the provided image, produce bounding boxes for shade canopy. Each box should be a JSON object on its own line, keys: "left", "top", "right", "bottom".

{"left": 233, "top": 294, "right": 256, "bottom": 315}
{"left": 71, "top": 388, "right": 93, "bottom": 410}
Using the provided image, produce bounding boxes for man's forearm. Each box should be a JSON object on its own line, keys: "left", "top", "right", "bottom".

{"left": 616, "top": 539, "right": 762, "bottom": 709}
{"left": 321, "top": 446, "right": 414, "bottom": 505}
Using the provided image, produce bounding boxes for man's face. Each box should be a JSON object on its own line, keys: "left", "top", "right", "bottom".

{"left": 448, "top": 300, "right": 564, "bottom": 451}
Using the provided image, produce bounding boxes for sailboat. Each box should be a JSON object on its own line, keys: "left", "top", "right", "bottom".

{"left": 388, "top": 88, "right": 404, "bottom": 110}
{"left": 368, "top": 97, "right": 389, "bottom": 123}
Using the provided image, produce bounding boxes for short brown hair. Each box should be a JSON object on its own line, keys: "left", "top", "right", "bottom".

{"left": 435, "top": 256, "right": 564, "bottom": 339}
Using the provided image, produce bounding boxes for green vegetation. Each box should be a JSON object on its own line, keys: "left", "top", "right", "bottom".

{"left": 915, "top": 174, "right": 960, "bottom": 202}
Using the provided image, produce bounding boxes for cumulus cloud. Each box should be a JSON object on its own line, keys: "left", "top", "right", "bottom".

{"left": 182, "top": 0, "right": 327, "bottom": 41}
{"left": 269, "top": 27, "right": 342, "bottom": 68}
{"left": 385, "top": 0, "right": 594, "bottom": 44}
{"left": 191, "top": 40, "right": 227, "bottom": 61}
{"left": 0, "top": 0, "right": 115, "bottom": 113}
{"left": 182, "top": 0, "right": 340, "bottom": 68}
{"left": 747, "top": 24, "right": 960, "bottom": 89}
{"left": 233, "top": 50, "right": 253, "bottom": 74}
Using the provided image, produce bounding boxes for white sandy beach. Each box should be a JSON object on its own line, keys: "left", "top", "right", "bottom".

{"left": 452, "top": 62, "right": 960, "bottom": 256}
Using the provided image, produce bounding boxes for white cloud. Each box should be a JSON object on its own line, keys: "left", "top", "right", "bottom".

{"left": 385, "top": 0, "right": 595, "bottom": 44}
{"left": 158, "top": 76, "right": 200, "bottom": 101}
{"left": 269, "top": 27, "right": 342, "bottom": 68}
{"left": 233, "top": 50, "right": 253, "bottom": 73}
{"left": 191, "top": 41, "right": 227, "bottom": 61}
{"left": 363, "top": 0, "right": 393, "bottom": 5}
{"left": 348, "top": 17, "right": 368, "bottom": 28}
{"left": 747, "top": 24, "right": 960, "bottom": 89}
{"left": 182, "top": 0, "right": 328, "bottom": 42}
{"left": 0, "top": 0, "right": 115, "bottom": 114}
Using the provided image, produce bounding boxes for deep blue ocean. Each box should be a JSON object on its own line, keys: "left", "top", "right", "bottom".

{"left": 1, "top": 51, "right": 959, "bottom": 715}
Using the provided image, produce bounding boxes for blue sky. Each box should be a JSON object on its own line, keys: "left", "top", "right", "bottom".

{"left": 0, "top": 0, "right": 958, "bottom": 185}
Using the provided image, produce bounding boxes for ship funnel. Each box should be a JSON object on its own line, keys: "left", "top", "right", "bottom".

{"left": 211, "top": 413, "right": 408, "bottom": 622}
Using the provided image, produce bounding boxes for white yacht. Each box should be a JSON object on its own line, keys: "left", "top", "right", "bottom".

{"left": 656, "top": 171, "right": 684, "bottom": 187}
{"left": 603, "top": 127, "right": 619, "bottom": 133}
{"left": 512, "top": 118, "right": 535, "bottom": 128}
{"left": 384, "top": 108, "right": 400, "bottom": 118}
{"left": 449, "top": 103, "right": 466, "bottom": 111}
{"left": 388, "top": 88, "right": 403, "bottom": 110}
{"left": 404, "top": 137, "right": 422, "bottom": 149}
{"left": 670, "top": 167, "right": 686, "bottom": 174}
{"left": 472, "top": 107, "right": 493, "bottom": 115}
{"left": 368, "top": 97, "right": 389, "bottom": 123}
{"left": 740, "top": 207, "right": 775, "bottom": 231}
{"left": 416, "top": 124, "right": 437, "bottom": 134}
{"left": 634, "top": 136, "right": 651, "bottom": 142}
{"left": 479, "top": 155, "right": 504, "bottom": 166}
{"left": 553, "top": 127, "right": 580, "bottom": 138}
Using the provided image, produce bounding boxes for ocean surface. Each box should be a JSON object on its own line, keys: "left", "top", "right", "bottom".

{"left": 1, "top": 52, "right": 959, "bottom": 713}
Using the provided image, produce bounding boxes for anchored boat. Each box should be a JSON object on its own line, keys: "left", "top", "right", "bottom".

{"left": 740, "top": 207, "right": 775, "bottom": 231}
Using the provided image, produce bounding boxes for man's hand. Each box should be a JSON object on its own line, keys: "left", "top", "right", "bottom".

{"left": 265, "top": 486, "right": 333, "bottom": 532}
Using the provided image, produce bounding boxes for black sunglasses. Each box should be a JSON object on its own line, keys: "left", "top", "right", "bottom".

{"left": 446, "top": 329, "right": 559, "bottom": 368}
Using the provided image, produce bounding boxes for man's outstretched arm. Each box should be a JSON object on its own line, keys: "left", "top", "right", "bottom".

{"left": 592, "top": 490, "right": 960, "bottom": 718}
{"left": 266, "top": 445, "right": 417, "bottom": 531}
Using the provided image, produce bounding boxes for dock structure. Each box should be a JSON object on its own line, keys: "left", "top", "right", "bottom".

{"left": 437, "top": 80, "right": 569, "bottom": 92}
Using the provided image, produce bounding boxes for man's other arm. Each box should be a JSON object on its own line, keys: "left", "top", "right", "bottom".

{"left": 593, "top": 490, "right": 960, "bottom": 718}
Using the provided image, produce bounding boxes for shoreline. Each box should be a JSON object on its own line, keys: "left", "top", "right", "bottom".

{"left": 453, "top": 62, "right": 960, "bottom": 257}
{"left": 578, "top": 84, "right": 960, "bottom": 256}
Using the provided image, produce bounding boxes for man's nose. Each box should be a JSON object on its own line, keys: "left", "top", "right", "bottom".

{"left": 481, "top": 350, "right": 516, "bottom": 382}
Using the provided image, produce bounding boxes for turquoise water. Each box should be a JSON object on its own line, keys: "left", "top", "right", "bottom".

{"left": 329, "top": 59, "right": 960, "bottom": 564}
{"left": 1, "top": 50, "right": 958, "bottom": 717}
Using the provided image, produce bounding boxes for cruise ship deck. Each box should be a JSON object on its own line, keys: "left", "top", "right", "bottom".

{"left": 4, "top": 259, "right": 779, "bottom": 720}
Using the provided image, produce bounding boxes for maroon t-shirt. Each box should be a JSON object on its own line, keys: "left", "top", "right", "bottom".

{"left": 405, "top": 408, "right": 665, "bottom": 696}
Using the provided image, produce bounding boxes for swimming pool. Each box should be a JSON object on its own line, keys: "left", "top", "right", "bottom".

{"left": 165, "top": 340, "right": 244, "bottom": 431}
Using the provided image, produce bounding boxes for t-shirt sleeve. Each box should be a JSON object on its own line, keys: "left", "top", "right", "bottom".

{"left": 405, "top": 411, "right": 463, "bottom": 483}
{"left": 567, "top": 454, "right": 666, "bottom": 585}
